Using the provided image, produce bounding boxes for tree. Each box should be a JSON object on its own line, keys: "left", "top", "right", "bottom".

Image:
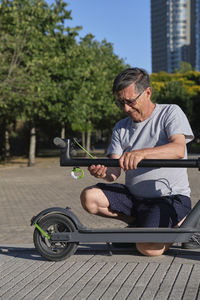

{"left": 157, "top": 81, "right": 192, "bottom": 119}
{"left": 67, "top": 34, "right": 128, "bottom": 151}
{"left": 175, "top": 61, "right": 193, "bottom": 73}
{"left": 0, "top": 0, "right": 79, "bottom": 164}
{"left": 150, "top": 71, "right": 200, "bottom": 134}
{"left": 0, "top": 0, "right": 131, "bottom": 159}
{"left": 0, "top": 13, "right": 29, "bottom": 159}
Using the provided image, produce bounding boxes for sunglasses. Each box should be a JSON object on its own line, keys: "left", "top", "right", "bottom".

{"left": 115, "top": 91, "right": 144, "bottom": 109}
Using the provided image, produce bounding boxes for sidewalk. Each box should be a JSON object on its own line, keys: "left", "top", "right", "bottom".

{"left": 0, "top": 158, "right": 200, "bottom": 299}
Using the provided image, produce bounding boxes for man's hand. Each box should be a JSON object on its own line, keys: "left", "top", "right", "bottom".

{"left": 88, "top": 155, "right": 121, "bottom": 182}
{"left": 88, "top": 165, "right": 107, "bottom": 179}
{"left": 119, "top": 134, "right": 186, "bottom": 171}
{"left": 119, "top": 150, "right": 145, "bottom": 171}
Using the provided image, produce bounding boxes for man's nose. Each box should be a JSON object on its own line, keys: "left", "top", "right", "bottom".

{"left": 123, "top": 103, "right": 132, "bottom": 112}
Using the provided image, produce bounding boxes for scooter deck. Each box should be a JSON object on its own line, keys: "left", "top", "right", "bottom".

{"left": 50, "top": 227, "right": 197, "bottom": 243}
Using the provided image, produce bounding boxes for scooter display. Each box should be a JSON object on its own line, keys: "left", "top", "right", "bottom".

{"left": 31, "top": 137, "right": 200, "bottom": 261}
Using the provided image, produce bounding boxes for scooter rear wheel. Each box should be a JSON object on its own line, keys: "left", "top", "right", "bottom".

{"left": 33, "top": 213, "right": 78, "bottom": 261}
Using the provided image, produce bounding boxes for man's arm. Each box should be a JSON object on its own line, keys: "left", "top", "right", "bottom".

{"left": 119, "top": 134, "right": 186, "bottom": 171}
{"left": 88, "top": 154, "right": 121, "bottom": 182}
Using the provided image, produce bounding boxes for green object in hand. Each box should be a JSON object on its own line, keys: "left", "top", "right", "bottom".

{"left": 71, "top": 167, "right": 84, "bottom": 179}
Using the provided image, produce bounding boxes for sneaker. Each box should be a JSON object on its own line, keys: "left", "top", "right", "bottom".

{"left": 181, "top": 232, "right": 200, "bottom": 249}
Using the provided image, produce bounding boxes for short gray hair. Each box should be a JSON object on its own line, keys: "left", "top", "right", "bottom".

{"left": 112, "top": 68, "right": 150, "bottom": 95}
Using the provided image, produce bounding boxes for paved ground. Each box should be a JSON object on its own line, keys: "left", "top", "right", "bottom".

{"left": 0, "top": 156, "right": 200, "bottom": 299}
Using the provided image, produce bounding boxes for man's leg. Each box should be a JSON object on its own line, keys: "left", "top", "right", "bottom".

{"left": 81, "top": 189, "right": 188, "bottom": 256}
{"left": 80, "top": 185, "right": 134, "bottom": 224}
{"left": 136, "top": 217, "right": 186, "bottom": 256}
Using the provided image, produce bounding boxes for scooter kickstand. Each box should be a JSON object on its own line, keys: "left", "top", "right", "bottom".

{"left": 106, "top": 242, "right": 112, "bottom": 256}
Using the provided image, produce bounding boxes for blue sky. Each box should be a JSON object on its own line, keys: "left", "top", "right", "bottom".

{"left": 48, "top": 0, "right": 152, "bottom": 73}
{"left": 67, "top": 0, "right": 152, "bottom": 73}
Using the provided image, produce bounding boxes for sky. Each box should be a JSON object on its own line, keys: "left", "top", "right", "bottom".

{"left": 64, "top": 0, "right": 152, "bottom": 73}
{"left": 48, "top": 0, "right": 152, "bottom": 72}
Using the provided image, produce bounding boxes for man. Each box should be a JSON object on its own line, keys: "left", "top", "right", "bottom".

{"left": 80, "top": 67, "right": 194, "bottom": 256}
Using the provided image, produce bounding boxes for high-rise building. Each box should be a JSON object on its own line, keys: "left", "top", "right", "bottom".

{"left": 151, "top": 0, "right": 200, "bottom": 73}
{"left": 196, "top": 0, "right": 200, "bottom": 70}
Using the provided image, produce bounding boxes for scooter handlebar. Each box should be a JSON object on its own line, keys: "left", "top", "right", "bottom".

{"left": 53, "top": 137, "right": 200, "bottom": 169}
{"left": 53, "top": 137, "right": 66, "bottom": 149}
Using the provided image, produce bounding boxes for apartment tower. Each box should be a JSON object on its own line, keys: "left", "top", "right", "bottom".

{"left": 151, "top": 0, "right": 200, "bottom": 73}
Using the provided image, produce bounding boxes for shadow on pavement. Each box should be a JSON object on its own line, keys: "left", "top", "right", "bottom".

{"left": 1, "top": 244, "right": 200, "bottom": 262}
{"left": 0, "top": 246, "right": 45, "bottom": 261}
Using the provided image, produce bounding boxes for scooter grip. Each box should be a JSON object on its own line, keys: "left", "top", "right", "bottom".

{"left": 53, "top": 137, "right": 66, "bottom": 149}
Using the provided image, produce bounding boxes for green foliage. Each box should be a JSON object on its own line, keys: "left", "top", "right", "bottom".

{"left": 0, "top": 0, "right": 80, "bottom": 124}
{"left": 150, "top": 70, "right": 200, "bottom": 133}
{"left": 157, "top": 81, "right": 193, "bottom": 119}
{"left": 67, "top": 34, "right": 128, "bottom": 133}
{"left": 175, "top": 61, "right": 193, "bottom": 73}
{"left": 0, "top": 0, "right": 128, "bottom": 157}
{"left": 0, "top": 0, "right": 80, "bottom": 159}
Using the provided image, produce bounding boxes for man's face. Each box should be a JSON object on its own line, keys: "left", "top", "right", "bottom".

{"left": 117, "top": 83, "right": 151, "bottom": 122}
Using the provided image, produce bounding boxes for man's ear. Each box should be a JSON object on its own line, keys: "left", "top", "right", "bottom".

{"left": 146, "top": 87, "right": 152, "bottom": 98}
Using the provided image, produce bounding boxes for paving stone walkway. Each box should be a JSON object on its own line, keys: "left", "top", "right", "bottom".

{"left": 0, "top": 157, "right": 200, "bottom": 299}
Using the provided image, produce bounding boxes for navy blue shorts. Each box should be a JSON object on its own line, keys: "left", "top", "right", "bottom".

{"left": 96, "top": 183, "right": 191, "bottom": 228}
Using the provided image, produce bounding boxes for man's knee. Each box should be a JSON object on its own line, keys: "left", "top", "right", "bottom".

{"left": 80, "top": 186, "right": 99, "bottom": 214}
{"left": 136, "top": 242, "right": 171, "bottom": 256}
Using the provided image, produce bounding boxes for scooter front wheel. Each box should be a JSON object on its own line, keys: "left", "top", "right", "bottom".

{"left": 33, "top": 213, "right": 78, "bottom": 261}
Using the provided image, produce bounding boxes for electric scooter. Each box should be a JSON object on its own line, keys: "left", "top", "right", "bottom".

{"left": 31, "top": 137, "right": 200, "bottom": 261}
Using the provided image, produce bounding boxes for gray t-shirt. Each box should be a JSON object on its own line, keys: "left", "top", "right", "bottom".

{"left": 107, "top": 104, "right": 194, "bottom": 198}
